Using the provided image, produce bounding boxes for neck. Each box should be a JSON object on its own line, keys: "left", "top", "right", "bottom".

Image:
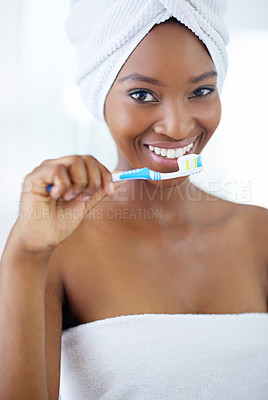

{"left": 112, "top": 177, "right": 204, "bottom": 227}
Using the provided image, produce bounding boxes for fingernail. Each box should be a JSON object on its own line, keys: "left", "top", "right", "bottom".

{"left": 50, "top": 186, "right": 61, "bottom": 199}
{"left": 81, "top": 194, "right": 90, "bottom": 202}
{"left": 107, "top": 182, "right": 114, "bottom": 195}
{"left": 65, "top": 192, "right": 76, "bottom": 201}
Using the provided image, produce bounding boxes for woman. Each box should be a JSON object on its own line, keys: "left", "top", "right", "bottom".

{"left": 0, "top": 1, "right": 267, "bottom": 399}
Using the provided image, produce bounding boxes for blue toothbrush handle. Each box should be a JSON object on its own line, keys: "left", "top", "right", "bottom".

{"left": 46, "top": 167, "right": 161, "bottom": 190}
{"left": 112, "top": 167, "right": 161, "bottom": 182}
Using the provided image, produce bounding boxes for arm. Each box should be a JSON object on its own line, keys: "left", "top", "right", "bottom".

{"left": 0, "top": 244, "right": 64, "bottom": 400}
{"left": 0, "top": 246, "right": 51, "bottom": 400}
{"left": 44, "top": 252, "right": 64, "bottom": 400}
{"left": 0, "top": 155, "right": 116, "bottom": 400}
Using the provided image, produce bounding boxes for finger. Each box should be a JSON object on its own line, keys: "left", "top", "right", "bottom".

{"left": 49, "top": 165, "right": 73, "bottom": 200}
{"left": 79, "top": 156, "right": 103, "bottom": 196}
{"left": 23, "top": 164, "right": 72, "bottom": 199}
{"left": 98, "top": 163, "right": 115, "bottom": 196}
{"left": 63, "top": 156, "right": 88, "bottom": 199}
{"left": 42, "top": 156, "right": 101, "bottom": 200}
{"left": 25, "top": 156, "right": 118, "bottom": 203}
{"left": 82, "top": 176, "right": 126, "bottom": 216}
{"left": 40, "top": 155, "right": 86, "bottom": 167}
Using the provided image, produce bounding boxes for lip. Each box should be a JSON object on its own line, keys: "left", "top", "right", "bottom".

{"left": 144, "top": 139, "right": 197, "bottom": 170}
{"left": 145, "top": 135, "right": 199, "bottom": 150}
{"left": 143, "top": 135, "right": 199, "bottom": 171}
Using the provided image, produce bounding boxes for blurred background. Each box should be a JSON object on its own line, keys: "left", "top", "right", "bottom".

{"left": 0, "top": 0, "right": 268, "bottom": 255}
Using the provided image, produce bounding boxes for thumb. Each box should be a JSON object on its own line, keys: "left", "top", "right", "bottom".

{"left": 83, "top": 174, "right": 126, "bottom": 215}
{"left": 112, "top": 170, "right": 126, "bottom": 191}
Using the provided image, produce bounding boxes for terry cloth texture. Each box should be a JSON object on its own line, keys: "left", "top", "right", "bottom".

{"left": 59, "top": 313, "right": 268, "bottom": 400}
{"left": 66, "top": 0, "right": 229, "bottom": 121}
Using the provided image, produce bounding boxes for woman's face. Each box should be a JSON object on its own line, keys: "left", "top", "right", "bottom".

{"left": 104, "top": 21, "right": 221, "bottom": 174}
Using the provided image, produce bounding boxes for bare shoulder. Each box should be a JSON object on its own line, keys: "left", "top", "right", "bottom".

{"left": 233, "top": 201, "right": 267, "bottom": 230}
{"left": 236, "top": 202, "right": 268, "bottom": 252}
{"left": 199, "top": 186, "right": 267, "bottom": 254}
{"left": 213, "top": 196, "right": 268, "bottom": 257}
{"left": 238, "top": 202, "right": 268, "bottom": 225}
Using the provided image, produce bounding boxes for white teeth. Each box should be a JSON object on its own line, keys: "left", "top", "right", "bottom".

{"left": 148, "top": 141, "right": 194, "bottom": 158}
{"left": 166, "top": 149, "right": 176, "bottom": 159}
{"left": 176, "top": 148, "right": 183, "bottom": 158}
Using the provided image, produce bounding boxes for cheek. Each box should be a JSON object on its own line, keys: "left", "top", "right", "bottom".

{"left": 210, "top": 95, "right": 221, "bottom": 133}
{"left": 105, "top": 93, "right": 151, "bottom": 141}
{"left": 203, "top": 96, "right": 222, "bottom": 134}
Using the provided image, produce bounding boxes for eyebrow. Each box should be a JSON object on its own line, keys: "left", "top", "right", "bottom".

{"left": 117, "top": 70, "right": 218, "bottom": 86}
{"left": 191, "top": 70, "right": 217, "bottom": 83}
{"left": 117, "top": 73, "right": 166, "bottom": 87}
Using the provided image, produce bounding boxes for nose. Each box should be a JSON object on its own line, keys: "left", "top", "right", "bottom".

{"left": 153, "top": 102, "right": 196, "bottom": 140}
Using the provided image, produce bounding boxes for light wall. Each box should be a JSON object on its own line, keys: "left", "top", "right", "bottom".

{"left": 0, "top": 0, "right": 267, "bottom": 255}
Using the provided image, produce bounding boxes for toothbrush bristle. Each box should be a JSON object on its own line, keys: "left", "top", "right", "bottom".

{"left": 177, "top": 154, "right": 202, "bottom": 171}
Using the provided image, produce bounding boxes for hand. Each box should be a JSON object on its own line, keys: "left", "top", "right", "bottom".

{"left": 8, "top": 155, "right": 119, "bottom": 254}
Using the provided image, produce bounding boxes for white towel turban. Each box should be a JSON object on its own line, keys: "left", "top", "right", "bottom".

{"left": 66, "top": 0, "right": 229, "bottom": 121}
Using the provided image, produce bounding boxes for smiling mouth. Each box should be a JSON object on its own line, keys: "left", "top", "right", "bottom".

{"left": 146, "top": 141, "right": 194, "bottom": 159}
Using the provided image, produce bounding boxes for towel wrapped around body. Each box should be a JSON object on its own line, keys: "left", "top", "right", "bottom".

{"left": 59, "top": 313, "right": 268, "bottom": 400}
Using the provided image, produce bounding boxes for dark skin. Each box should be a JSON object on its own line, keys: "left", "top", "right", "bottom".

{"left": 1, "top": 20, "right": 267, "bottom": 400}
{"left": 58, "top": 21, "right": 268, "bottom": 328}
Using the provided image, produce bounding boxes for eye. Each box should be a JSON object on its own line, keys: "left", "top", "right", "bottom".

{"left": 189, "top": 87, "right": 215, "bottom": 98}
{"left": 129, "top": 90, "right": 157, "bottom": 103}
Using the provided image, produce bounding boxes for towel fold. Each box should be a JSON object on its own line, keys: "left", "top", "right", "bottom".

{"left": 66, "top": 0, "right": 229, "bottom": 120}
{"left": 60, "top": 313, "right": 268, "bottom": 400}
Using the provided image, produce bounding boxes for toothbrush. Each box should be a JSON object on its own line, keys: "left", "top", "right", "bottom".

{"left": 112, "top": 153, "right": 203, "bottom": 182}
{"left": 46, "top": 154, "right": 203, "bottom": 192}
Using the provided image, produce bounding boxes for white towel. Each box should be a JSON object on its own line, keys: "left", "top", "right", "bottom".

{"left": 66, "top": 0, "right": 229, "bottom": 121}
{"left": 59, "top": 313, "right": 268, "bottom": 399}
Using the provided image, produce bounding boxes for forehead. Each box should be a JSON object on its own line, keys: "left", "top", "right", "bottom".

{"left": 116, "top": 21, "right": 215, "bottom": 83}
